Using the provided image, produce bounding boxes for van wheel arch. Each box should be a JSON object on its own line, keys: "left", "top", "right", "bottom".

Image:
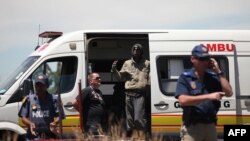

{"left": 0, "top": 122, "right": 26, "bottom": 140}
{"left": 0, "top": 130, "right": 26, "bottom": 141}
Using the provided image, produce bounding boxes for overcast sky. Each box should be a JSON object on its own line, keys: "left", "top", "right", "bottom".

{"left": 0, "top": 0, "right": 250, "bottom": 80}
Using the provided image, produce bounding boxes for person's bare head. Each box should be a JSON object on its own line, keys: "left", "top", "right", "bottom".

{"left": 131, "top": 43, "right": 143, "bottom": 60}
{"left": 88, "top": 72, "right": 101, "bottom": 89}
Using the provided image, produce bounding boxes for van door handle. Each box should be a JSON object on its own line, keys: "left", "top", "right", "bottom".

{"left": 245, "top": 100, "right": 250, "bottom": 107}
{"left": 154, "top": 101, "right": 169, "bottom": 110}
{"left": 64, "top": 102, "right": 75, "bottom": 111}
{"left": 64, "top": 104, "right": 73, "bottom": 108}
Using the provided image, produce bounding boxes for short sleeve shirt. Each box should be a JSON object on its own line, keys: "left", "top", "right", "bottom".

{"left": 76, "top": 86, "right": 106, "bottom": 130}
{"left": 120, "top": 58, "right": 150, "bottom": 90}
{"left": 18, "top": 93, "right": 62, "bottom": 135}
{"left": 175, "top": 68, "right": 222, "bottom": 118}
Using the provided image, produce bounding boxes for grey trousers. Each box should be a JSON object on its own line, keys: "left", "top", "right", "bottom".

{"left": 125, "top": 93, "right": 147, "bottom": 131}
{"left": 180, "top": 123, "right": 217, "bottom": 141}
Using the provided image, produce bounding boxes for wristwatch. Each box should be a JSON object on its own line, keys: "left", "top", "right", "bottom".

{"left": 217, "top": 71, "right": 224, "bottom": 76}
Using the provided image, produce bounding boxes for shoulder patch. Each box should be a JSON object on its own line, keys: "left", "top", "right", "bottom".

{"left": 52, "top": 94, "right": 58, "bottom": 99}
{"left": 21, "top": 96, "right": 28, "bottom": 104}
{"left": 54, "top": 96, "right": 59, "bottom": 103}
{"left": 183, "top": 72, "right": 191, "bottom": 76}
{"left": 206, "top": 70, "right": 217, "bottom": 76}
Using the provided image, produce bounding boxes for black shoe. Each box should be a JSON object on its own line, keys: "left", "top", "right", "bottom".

{"left": 126, "top": 130, "right": 133, "bottom": 137}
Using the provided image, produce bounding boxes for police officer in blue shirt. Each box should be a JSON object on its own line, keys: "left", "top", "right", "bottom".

{"left": 18, "top": 74, "right": 64, "bottom": 140}
{"left": 175, "top": 44, "right": 233, "bottom": 141}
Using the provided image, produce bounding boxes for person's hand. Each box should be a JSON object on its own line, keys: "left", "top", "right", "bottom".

{"left": 209, "top": 58, "right": 221, "bottom": 73}
{"left": 50, "top": 122, "right": 58, "bottom": 134}
{"left": 30, "top": 122, "right": 37, "bottom": 136}
{"left": 209, "top": 92, "right": 225, "bottom": 100}
{"left": 111, "top": 60, "right": 118, "bottom": 72}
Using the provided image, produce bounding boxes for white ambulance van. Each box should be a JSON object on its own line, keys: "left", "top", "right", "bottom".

{"left": 0, "top": 30, "right": 250, "bottom": 139}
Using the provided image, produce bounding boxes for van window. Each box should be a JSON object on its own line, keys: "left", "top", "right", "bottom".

{"left": 156, "top": 56, "right": 229, "bottom": 96}
{"left": 0, "top": 56, "right": 39, "bottom": 95}
{"left": 32, "top": 56, "right": 78, "bottom": 94}
{"left": 6, "top": 56, "right": 77, "bottom": 104}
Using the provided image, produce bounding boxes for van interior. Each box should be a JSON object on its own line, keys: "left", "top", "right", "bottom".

{"left": 86, "top": 33, "right": 151, "bottom": 126}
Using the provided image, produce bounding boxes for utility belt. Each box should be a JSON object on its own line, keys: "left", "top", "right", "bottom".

{"left": 34, "top": 126, "right": 51, "bottom": 133}
{"left": 184, "top": 116, "right": 217, "bottom": 127}
{"left": 125, "top": 89, "right": 146, "bottom": 97}
{"left": 27, "top": 126, "right": 57, "bottom": 139}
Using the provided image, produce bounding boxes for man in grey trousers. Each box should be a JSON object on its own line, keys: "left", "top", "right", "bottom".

{"left": 111, "top": 43, "right": 150, "bottom": 138}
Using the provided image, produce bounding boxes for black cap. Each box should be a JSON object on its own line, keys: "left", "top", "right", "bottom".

{"left": 192, "top": 44, "right": 210, "bottom": 58}
{"left": 35, "top": 74, "right": 49, "bottom": 86}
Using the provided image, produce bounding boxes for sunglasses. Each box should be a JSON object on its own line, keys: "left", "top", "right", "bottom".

{"left": 196, "top": 57, "right": 210, "bottom": 61}
{"left": 93, "top": 77, "right": 101, "bottom": 80}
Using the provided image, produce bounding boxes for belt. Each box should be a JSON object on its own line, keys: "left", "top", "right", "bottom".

{"left": 193, "top": 118, "right": 216, "bottom": 124}
{"left": 125, "top": 89, "right": 146, "bottom": 94}
{"left": 125, "top": 89, "right": 146, "bottom": 97}
{"left": 184, "top": 117, "right": 217, "bottom": 126}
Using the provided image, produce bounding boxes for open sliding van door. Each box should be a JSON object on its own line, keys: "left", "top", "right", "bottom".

{"left": 232, "top": 41, "right": 250, "bottom": 125}
{"left": 84, "top": 32, "right": 151, "bottom": 133}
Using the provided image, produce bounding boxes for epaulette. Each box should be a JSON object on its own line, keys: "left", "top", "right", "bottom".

{"left": 52, "top": 94, "right": 58, "bottom": 100}
{"left": 182, "top": 71, "right": 192, "bottom": 76}
{"left": 52, "top": 95, "right": 58, "bottom": 103}
{"left": 21, "top": 96, "right": 28, "bottom": 104}
{"left": 206, "top": 70, "right": 217, "bottom": 76}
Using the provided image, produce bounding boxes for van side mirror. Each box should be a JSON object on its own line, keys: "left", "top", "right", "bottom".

{"left": 22, "top": 79, "right": 34, "bottom": 96}
{"left": 6, "top": 79, "right": 34, "bottom": 104}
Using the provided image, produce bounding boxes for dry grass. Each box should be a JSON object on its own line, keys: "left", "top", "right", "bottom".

{"left": 0, "top": 115, "right": 166, "bottom": 141}
{"left": 70, "top": 115, "right": 164, "bottom": 141}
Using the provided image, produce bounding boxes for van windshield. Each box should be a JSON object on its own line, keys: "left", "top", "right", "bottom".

{"left": 0, "top": 56, "right": 40, "bottom": 95}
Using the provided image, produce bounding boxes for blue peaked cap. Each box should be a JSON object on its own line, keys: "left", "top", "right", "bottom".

{"left": 192, "top": 44, "right": 210, "bottom": 58}
{"left": 35, "top": 74, "right": 49, "bottom": 86}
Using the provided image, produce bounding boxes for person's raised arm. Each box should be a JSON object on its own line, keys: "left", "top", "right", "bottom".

{"left": 111, "top": 60, "right": 126, "bottom": 81}
{"left": 210, "top": 58, "right": 233, "bottom": 97}
{"left": 218, "top": 74, "right": 233, "bottom": 97}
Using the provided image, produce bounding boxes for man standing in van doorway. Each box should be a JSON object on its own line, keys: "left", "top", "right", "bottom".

{"left": 175, "top": 44, "right": 233, "bottom": 141}
{"left": 111, "top": 43, "right": 150, "bottom": 138}
{"left": 18, "top": 74, "right": 64, "bottom": 140}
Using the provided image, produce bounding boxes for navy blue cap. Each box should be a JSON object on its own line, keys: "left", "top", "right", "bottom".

{"left": 192, "top": 44, "right": 210, "bottom": 58}
{"left": 35, "top": 74, "right": 49, "bottom": 86}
